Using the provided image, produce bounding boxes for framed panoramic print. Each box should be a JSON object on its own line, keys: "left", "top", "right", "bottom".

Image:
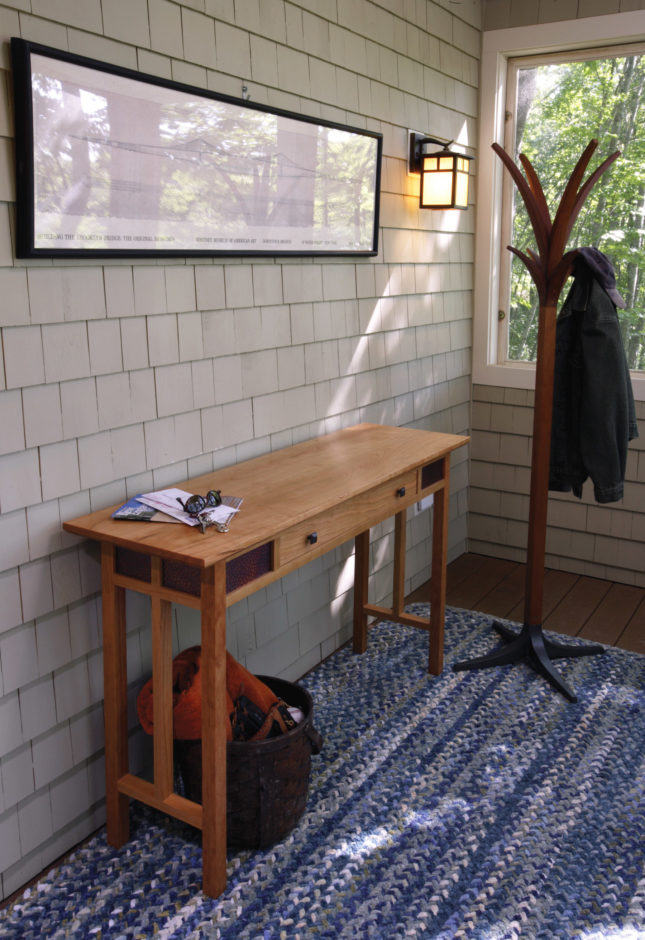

{"left": 11, "top": 38, "right": 382, "bottom": 258}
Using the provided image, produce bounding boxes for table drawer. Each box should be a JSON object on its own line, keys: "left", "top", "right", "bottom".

{"left": 278, "top": 469, "right": 417, "bottom": 567}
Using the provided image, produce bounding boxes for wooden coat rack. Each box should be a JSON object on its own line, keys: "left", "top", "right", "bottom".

{"left": 454, "top": 140, "right": 621, "bottom": 702}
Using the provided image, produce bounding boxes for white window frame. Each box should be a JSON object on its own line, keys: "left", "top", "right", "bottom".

{"left": 473, "top": 10, "right": 645, "bottom": 400}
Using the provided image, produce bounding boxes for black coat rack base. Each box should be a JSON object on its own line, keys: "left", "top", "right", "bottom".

{"left": 453, "top": 621, "right": 605, "bottom": 703}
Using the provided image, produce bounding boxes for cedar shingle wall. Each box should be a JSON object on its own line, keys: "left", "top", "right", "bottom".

{"left": 0, "top": 0, "right": 479, "bottom": 899}
{"left": 470, "top": 385, "right": 645, "bottom": 586}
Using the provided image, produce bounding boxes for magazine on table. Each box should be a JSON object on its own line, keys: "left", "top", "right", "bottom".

{"left": 112, "top": 489, "right": 242, "bottom": 531}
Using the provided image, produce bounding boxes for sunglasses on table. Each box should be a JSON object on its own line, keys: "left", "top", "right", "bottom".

{"left": 176, "top": 489, "right": 222, "bottom": 517}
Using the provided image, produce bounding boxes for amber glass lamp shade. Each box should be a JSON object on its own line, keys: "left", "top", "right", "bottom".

{"left": 420, "top": 150, "right": 471, "bottom": 209}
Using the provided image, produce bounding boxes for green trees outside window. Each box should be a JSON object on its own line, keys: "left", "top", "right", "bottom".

{"left": 508, "top": 53, "right": 645, "bottom": 371}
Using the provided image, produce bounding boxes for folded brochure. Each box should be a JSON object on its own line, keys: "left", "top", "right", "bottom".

{"left": 111, "top": 495, "right": 176, "bottom": 523}
{"left": 113, "top": 489, "right": 242, "bottom": 528}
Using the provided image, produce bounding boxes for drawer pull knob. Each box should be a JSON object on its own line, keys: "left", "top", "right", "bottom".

{"left": 307, "top": 532, "right": 318, "bottom": 545}
{"left": 397, "top": 486, "right": 406, "bottom": 498}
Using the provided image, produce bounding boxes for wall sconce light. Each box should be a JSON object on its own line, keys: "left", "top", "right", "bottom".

{"left": 408, "top": 132, "right": 473, "bottom": 209}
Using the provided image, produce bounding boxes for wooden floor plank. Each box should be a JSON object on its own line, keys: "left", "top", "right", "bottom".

{"left": 472, "top": 562, "right": 525, "bottom": 619}
{"left": 579, "top": 583, "right": 644, "bottom": 646}
{"left": 506, "top": 569, "right": 576, "bottom": 624}
{"left": 408, "top": 553, "right": 645, "bottom": 656}
{"left": 444, "top": 555, "right": 520, "bottom": 612}
{"left": 544, "top": 576, "right": 612, "bottom": 637}
{"left": 617, "top": 596, "right": 645, "bottom": 655}
{"left": 445, "top": 552, "right": 490, "bottom": 591}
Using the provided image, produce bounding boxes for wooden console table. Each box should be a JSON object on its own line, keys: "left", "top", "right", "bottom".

{"left": 63, "top": 423, "right": 468, "bottom": 898}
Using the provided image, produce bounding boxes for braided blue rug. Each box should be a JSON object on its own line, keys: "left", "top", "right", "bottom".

{"left": 2, "top": 605, "right": 644, "bottom": 939}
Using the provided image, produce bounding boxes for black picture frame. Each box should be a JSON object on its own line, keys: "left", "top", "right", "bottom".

{"left": 11, "top": 37, "right": 382, "bottom": 259}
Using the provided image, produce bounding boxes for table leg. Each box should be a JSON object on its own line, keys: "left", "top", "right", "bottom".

{"left": 200, "top": 562, "right": 228, "bottom": 898}
{"left": 392, "top": 510, "right": 406, "bottom": 620}
{"left": 101, "top": 543, "right": 130, "bottom": 847}
{"left": 353, "top": 530, "right": 370, "bottom": 653}
{"left": 429, "top": 460, "right": 449, "bottom": 675}
{"left": 151, "top": 589, "right": 174, "bottom": 801}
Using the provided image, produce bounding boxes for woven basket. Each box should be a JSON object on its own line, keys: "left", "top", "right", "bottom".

{"left": 174, "top": 675, "right": 323, "bottom": 849}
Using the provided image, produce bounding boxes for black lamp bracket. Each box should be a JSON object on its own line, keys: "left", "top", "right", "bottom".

{"left": 408, "top": 131, "right": 454, "bottom": 174}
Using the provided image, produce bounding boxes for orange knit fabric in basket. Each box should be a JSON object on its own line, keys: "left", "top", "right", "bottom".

{"left": 136, "top": 646, "right": 278, "bottom": 741}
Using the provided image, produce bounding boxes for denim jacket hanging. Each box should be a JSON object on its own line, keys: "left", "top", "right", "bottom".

{"left": 549, "top": 253, "right": 638, "bottom": 504}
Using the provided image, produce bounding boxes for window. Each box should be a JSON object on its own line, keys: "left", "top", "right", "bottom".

{"left": 474, "top": 12, "right": 645, "bottom": 399}
{"left": 504, "top": 49, "right": 645, "bottom": 370}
